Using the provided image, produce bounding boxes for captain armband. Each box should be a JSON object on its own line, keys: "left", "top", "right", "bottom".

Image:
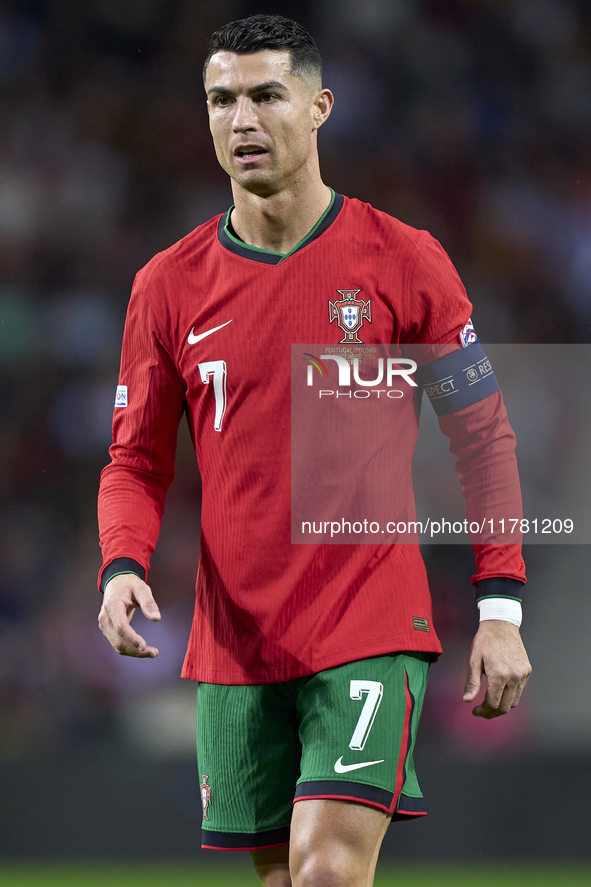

{"left": 415, "top": 342, "right": 500, "bottom": 415}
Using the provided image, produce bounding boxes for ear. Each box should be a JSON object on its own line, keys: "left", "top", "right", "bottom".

{"left": 312, "top": 88, "right": 334, "bottom": 130}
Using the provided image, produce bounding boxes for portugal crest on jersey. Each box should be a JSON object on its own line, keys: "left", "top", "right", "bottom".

{"left": 329, "top": 290, "right": 372, "bottom": 343}
{"left": 200, "top": 775, "right": 212, "bottom": 820}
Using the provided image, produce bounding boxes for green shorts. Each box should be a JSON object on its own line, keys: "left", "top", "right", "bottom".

{"left": 196, "top": 652, "right": 430, "bottom": 851}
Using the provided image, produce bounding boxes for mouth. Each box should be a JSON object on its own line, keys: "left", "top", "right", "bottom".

{"left": 234, "top": 146, "right": 268, "bottom": 164}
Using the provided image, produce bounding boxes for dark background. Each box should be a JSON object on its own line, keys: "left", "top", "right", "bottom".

{"left": 1, "top": 0, "right": 590, "bottom": 862}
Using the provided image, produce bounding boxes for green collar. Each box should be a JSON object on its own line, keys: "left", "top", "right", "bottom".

{"left": 218, "top": 190, "right": 343, "bottom": 265}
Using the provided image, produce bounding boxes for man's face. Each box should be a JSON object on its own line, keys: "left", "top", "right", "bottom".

{"left": 205, "top": 50, "right": 325, "bottom": 196}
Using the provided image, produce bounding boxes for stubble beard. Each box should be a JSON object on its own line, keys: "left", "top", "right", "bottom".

{"left": 233, "top": 169, "right": 278, "bottom": 197}
{"left": 232, "top": 150, "right": 312, "bottom": 199}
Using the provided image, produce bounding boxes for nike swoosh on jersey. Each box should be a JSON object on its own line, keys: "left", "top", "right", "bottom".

{"left": 187, "top": 319, "right": 233, "bottom": 345}
{"left": 333, "top": 756, "right": 385, "bottom": 774}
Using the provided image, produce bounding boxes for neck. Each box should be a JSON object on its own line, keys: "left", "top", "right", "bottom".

{"left": 230, "top": 175, "right": 332, "bottom": 255}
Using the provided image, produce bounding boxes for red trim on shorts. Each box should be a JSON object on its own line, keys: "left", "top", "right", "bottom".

{"left": 293, "top": 793, "right": 390, "bottom": 813}
{"left": 201, "top": 841, "right": 289, "bottom": 852}
{"left": 389, "top": 668, "right": 413, "bottom": 814}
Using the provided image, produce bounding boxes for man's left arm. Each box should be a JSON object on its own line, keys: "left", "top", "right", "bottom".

{"left": 405, "top": 238, "right": 531, "bottom": 718}
{"left": 418, "top": 352, "right": 531, "bottom": 717}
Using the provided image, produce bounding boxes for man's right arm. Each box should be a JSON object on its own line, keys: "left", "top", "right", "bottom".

{"left": 98, "top": 265, "right": 186, "bottom": 647}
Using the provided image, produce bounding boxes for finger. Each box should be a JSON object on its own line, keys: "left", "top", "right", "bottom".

{"left": 98, "top": 608, "right": 159, "bottom": 658}
{"left": 128, "top": 642, "right": 159, "bottom": 658}
{"left": 462, "top": 658, "right": 482, "bottom": 702}
{"left": 472, "top": 698, "right": 505, "bottom": 719}
{"left": 113, "top": 622, "right": 160, "bottom": 658}
{"left": 114, "top": 619, "right": 158, "bottom": 657}
{"left": 509, "top": 674, "right": 530, "bottom": 709}
{"left": 482, "top": 667, "right": 513, "bottom": 709}
{"left": 487, "top": 680, "right": 518, "bottom": 715}
{"left": 134, "top": 584, "right": 162, "bottom": 622}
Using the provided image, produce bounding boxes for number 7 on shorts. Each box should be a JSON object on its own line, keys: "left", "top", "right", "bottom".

{"left": 348, "top": 680, "right": 383, "bottom": 750}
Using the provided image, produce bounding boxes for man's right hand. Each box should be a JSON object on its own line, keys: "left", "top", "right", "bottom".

{"left": 98, "top": 573, "right": 161, "bottom": 658}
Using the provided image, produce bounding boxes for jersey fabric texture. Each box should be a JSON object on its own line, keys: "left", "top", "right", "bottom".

{"left": 197, "top": 653, "right": 429, "bottom": 850}
{"left": 98, "top": 192, "right": 526, "bottom": 684}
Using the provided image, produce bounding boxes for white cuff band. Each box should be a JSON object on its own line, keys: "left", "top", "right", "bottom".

{"left": 478, "top": 598, "right": 522, "bottom": 627}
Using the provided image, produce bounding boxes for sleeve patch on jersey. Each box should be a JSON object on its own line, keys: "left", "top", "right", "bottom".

{"left": 416, "top": 342, "right": 500, "bottom": 416}
{"left": 459, "top": 318, "right": 478, "bottom": 347}
{"left": 115, "top": 385, "right": 128, "bottom": 407}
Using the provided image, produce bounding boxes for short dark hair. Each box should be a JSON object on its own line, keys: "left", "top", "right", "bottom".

{"left": 204, "top": 14, "right": 322, "bottom": 84}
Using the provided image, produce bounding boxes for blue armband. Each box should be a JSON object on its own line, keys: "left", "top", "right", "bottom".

{"left": 415, "top": 341, "right": 500, "bottom": 416}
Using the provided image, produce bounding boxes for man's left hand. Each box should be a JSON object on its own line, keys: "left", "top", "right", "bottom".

{"left": 463, "top": 620, "right": 532, "bottom": 719}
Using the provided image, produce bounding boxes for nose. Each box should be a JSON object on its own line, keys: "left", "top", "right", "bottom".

{"left": 232, "top": 97, "right": 258, "bottom": 133}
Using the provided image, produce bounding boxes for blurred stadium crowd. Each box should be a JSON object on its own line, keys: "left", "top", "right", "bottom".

{"left": 1, "top": 0, "right": 590, "bottom": 765}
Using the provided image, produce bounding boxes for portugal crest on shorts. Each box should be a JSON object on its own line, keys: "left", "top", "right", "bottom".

{"left": 329, "top": 290, "right": 372, "bottom": 343}
{"left": 200, "top": 775, "right": 212, "bottom": 820}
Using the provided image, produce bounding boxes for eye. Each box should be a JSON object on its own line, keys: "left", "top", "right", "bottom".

{"left": 258, "top": 93, "right": 277, "bottom": 103}
{"left": 213, "top": 95, "right": 233, "bottom": 106}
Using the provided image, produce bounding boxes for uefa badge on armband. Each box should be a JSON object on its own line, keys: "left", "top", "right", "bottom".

{"left": 200, "top": 774, "right": 212, "bottom": 820}
{"left": 459, "top": 319, "right": 478, "bottom": 348}
{"left": 115, "top": 385, "right": 128, "bottom": 407}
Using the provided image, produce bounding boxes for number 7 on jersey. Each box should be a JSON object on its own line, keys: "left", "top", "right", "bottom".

{"left": 198, "top": 360, "right": 227, "bottom": 432}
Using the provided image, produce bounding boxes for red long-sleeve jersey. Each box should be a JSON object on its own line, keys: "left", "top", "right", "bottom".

{"left": 98, "top": 193, "right": 525, "bottom": 683}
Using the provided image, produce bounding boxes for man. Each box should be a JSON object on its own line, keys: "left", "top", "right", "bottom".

{"left": 98, "top": 15, "right": 531, "bottom": 887}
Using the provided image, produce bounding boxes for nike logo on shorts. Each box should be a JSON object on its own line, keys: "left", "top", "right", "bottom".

{"left": 188, "top": 319, "right": 233, "bottom": 344}
{"left": 333, "top": 756, "right": 385, "bottom": 773}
